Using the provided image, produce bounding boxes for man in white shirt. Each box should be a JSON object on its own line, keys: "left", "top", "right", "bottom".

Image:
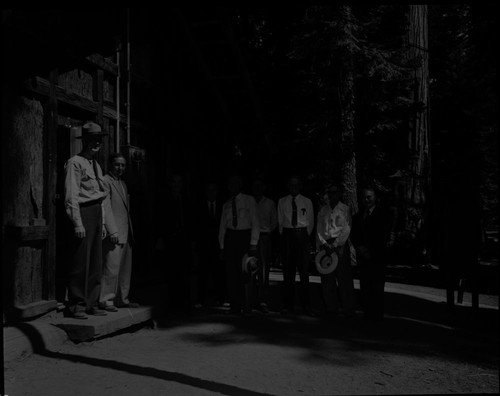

{"left": 252, "top": 177, "right": 278, "bottom": 313}
{"left": 277, "top": 175, "right": 315, "bottom": 316}
{"left": 316, "top": 183, "right": 355, "bottom": 316}
{"left": 64, "top": 122, "right": 108, "bottom": 318}
{"left": 219, "top": 174, "right": 260, "bottom": 315}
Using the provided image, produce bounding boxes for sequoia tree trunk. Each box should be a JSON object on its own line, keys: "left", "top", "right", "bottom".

{"left": 404, "top": 4, "right": 430, "bottom": 259}
{"left": 338, "top": 5, "right": 358, "bottom": 214}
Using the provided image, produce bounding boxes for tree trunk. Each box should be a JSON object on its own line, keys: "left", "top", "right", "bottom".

{"left": 338, "top": 5, "right": 358, "bottom": 214}
{"left": 404, "top": 4, "right": 430, "bottom": 259}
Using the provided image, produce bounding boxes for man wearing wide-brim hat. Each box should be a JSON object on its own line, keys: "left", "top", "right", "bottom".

{"left": 315, "top": 183, "right": 356, "bottom": 317}
{"left": 64, "top": 121, "right": 108, "bottom": 319}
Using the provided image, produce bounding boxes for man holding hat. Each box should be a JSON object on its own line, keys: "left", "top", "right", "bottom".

{"left": 64, "top": 121, "right": 108, "bottom": 318}
{"left": 219, "top": 174, "right": 260, "bottom": 315}
{"left": 316, "top": 183, "right": 355, "bottom": 317}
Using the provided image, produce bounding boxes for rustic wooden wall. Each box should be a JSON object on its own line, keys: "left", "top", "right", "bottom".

{"left": 2, "top": 94, "right": 51, "bottom": 319}
{"left": 58, "top": 69, "right": 93, "bottom": 100}
{"left": 3, "top": 96, "right": 45, "bottom": 226}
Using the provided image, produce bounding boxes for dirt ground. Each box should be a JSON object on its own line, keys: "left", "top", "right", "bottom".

{"left": 4, "top": 280, "right": 499, "bottom": 396}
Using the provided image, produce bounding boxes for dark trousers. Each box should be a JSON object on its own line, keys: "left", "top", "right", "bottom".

{"left": 281, "top": 228, "right": 311, "bottom": 310}
{"left": 196, "top": 244, "right": 227, "bottom": 305}
{"left": 320, "top": 245, "right": 355, "bottom": 314}
{"left": 224, "top": 229, "right": 250, "bottom": 311}
{"left": 165, "top": 234, "right": 192, "bottom": 313}
{"left": 359, "top": 259, "right": 385, "bottom": 319}
{"left": 68, "top": 202, "right": 103, "bottom": 313}
{"left": 256, "top": 232, "right": 272, "bottom": 304}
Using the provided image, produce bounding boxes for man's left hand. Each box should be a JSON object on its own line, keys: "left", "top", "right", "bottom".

{"left": 110, "top": 233, "right": 119, "bottom": 244}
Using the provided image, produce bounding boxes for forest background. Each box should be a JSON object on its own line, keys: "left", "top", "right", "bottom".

{"left": 185, "top": 4, "right": 498, "bottom": 268}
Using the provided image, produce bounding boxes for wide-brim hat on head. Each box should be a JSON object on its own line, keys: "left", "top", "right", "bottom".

{"left": 242, "top": 254, "right": 259, "bottom": 276}
{"left": 315, "top": 249, "right": 338, "bottom": 275}
{"left": 77, "top": 122, "right": 108, "bottom": 139}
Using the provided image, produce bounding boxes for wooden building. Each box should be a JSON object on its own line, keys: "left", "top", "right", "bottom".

{"left": 2, "top": 8, "right": 265, "bottom": 323}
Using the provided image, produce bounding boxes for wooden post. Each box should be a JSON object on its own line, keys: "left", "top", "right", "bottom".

{"left": 116, "top": 45, "right": 121, "bottom": 152}
{"left": 45, "top": 68, "right": 58, "bottom": 302}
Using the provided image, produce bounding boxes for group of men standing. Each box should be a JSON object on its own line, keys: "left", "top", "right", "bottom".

{"left": 63, "top": 121, "right": 392, "bottom": 321}
{"left": 159, "top": 171, "right": 392, "bottom": 320}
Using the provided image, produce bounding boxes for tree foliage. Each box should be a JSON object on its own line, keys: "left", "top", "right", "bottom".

{"left": 234, "top": 5, "right": 496, "bottom": 234}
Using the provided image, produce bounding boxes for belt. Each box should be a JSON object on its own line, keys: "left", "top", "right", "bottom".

{"left": 227, "top": 228, "right": 251, "bottom": 232}
{"left": 283, "top": 227, "right": 306, "bottom": 232}
{"left": 80, "top": 199, "right": 102, "bottom": 207}
{"left": 260, "top": 231, "right": 270, "bottom": 235}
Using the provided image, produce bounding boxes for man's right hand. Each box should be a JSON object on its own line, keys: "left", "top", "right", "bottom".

{"left": 75, "top": 226, "right": 86, "bottom": 239}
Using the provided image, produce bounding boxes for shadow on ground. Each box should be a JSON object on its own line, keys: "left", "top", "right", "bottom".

{"left": 132, "top": 278, "right": 499, "bottom": 371}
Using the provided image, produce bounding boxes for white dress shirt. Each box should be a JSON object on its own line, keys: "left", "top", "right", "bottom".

{"left": 277, "top": 194, "right": 314, "bottom": 235}
{"left": 219, "top": 193, "right": 260, "bottom": 249}
{"left": 316, "top": 201, "right": 351, "bottom": 248}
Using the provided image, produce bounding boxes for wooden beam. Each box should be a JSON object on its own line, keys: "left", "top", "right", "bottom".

{"left": 4, "top": 225, "right": 50, "bottom": 241}
{"left": 25, "top": 76, "right": 149, "bottom": 132}
{"left": 28, "top": 76, "right": 98, "bottom": 114}
{"left": 86, "top": 53, "right": 118, "bottom": 75}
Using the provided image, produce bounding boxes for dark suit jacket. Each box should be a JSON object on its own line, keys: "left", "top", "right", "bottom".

{"left": 351, "top": 205, "right": 391, "bottom": 264}
{"left": 160, "top": 192, "right": 194, "bottom": 243}
{"left": 195, "top": 199, "right": 223, "bottom": 253}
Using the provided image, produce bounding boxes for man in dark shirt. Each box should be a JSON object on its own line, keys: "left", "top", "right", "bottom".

{"left": 194, "top": 180, "right": 226, "bottom": 307}
{"left": 351, "top": 186, "right": 391, "bottom": 320}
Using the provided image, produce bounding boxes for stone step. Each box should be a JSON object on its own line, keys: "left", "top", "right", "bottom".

{"left": 53, "top": 306, "right": 153, "bottom": 342}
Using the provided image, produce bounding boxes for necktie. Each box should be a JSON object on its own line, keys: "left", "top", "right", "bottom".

{"left": 210, "top": 202, "right": 215, "bottom": 218}
{"left": 292, "top": 197, "right": 297, "bottom": 227}
{"left": 232, "top": 197, "right": 238, "bottom": 228}
{"left": 92, "top": 159, "right": 105, "bottom": 192}
{"left": 363, "top": 208, "right": 371, "bottom": 222}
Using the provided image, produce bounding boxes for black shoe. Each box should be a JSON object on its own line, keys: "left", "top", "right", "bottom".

{"left": 86, "top": 307, "right": 107, "bottom": 316}
{"left": 68, "top": 311, "right": 88, "bottom": 319}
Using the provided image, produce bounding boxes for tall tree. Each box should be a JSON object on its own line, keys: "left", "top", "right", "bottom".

{"left": 338, "top": 5, "right": 358, "bottom": 213}
{"left": 403, "top": 4, "right": 430, "bottom": 254}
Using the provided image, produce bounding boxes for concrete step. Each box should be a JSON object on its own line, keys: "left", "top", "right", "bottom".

{"left": 4, "top": 306, "right": 154, "bottom": 363}
{"left": 53, "top": 306, "right": 153, "bottom": 342}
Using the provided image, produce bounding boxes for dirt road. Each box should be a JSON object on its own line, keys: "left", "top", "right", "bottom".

{"left": 4, "top": 288, "right": 499, "bottom": 396}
